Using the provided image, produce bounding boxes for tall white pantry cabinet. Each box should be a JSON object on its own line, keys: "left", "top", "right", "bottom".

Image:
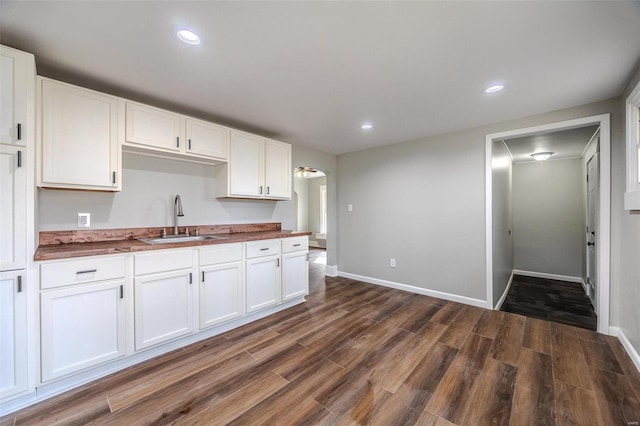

{"left": 0, "top": 45, "right": 36, "bottom": 403}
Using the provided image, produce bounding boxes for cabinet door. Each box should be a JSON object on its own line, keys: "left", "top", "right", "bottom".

{"left": 125, "top": 102, "right": 183, "bottom": 153}
{"left": 40, "top": 79, "right": 120, "bottom": 190}
{"left": 229, "top": 131, "right": 264, "bottom": 198}
{"left": 282, "top": 251, "right": 309, "bottom": 301}
{"left": 0, "top": 146, "right": 26, "bottom": 271}
{"left": 0, "top": 271, "right": 28, "bottom": 398}
{"left": 40, "top": 280, "right": 126, "bottom": 382}
{"left": 264, "top": 139, "right": 292, "bottom": 200}
{"left": 134, "top": 270, "right": 194, "bottom": 350}
{"left": 185, "top": 118, "right": 229, "bottom": 161}
{"left": 246, "top": 255, "right": 280, "bottom": 313}
{"left": 200, "top": 262, "right": 243, "bottom": 329}
{"left": 1, "top": 46, "right": 29, "bottom": 146}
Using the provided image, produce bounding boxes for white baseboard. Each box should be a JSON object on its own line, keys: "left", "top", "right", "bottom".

{"left": 325, "top": 264, "right": 338, "bottom": 277}
{"left": 337, "top": 271, "right": 490, "bottom": 309}
{"left": 309, "top": 241, "right": 322, "bottom": 248}
{"left": 494, "top": 271, "right": 514, "bottom": 310}
{"left": 610, "top": 326, "right": 640, "bottom": 374}
{"left": 580, "top": 278, "right": 588, "bottom": 294}
{"left": 513, "top": 269, "right": 582, "bottom": 284}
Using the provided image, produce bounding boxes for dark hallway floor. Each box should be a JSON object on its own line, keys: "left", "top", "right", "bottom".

{"left": 500, "top": 274, "right": 597, "bottom": 331}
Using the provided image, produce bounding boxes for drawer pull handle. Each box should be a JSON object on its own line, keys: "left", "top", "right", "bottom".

{"left": 259, "top": 248, "right": 269, "bottom": 251}
{"left": 293, "top": 244, "right": 301, "bottom": 247}
{"left": 76, "top": 269, "right": 97, "bottom": 275}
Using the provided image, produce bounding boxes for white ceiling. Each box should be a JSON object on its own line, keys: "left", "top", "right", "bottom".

{"left": 1, "top": 1, "right": 639, "bottom": 155}
{"left": 502, "top": 125, "right": 599, "bottom": 163}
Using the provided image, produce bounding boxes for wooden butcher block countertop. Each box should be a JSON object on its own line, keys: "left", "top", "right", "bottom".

{"left": 35, "top": 223, "right": 311, "bottom": 261}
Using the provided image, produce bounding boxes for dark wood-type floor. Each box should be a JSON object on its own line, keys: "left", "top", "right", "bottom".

{"left": 2, "top": 248, "right": 640, "bottom": 425}
{"left": 501, "top": 275, "right": 598, "bottom": 331}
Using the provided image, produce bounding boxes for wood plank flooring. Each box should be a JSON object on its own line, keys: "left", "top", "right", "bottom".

{"left": 501, "top": 274, "right": 597, "bottom": 331}
{"left": 2, "top": 251, "right": 639, "bottom": 425}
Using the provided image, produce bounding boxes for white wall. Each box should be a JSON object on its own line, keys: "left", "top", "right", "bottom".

{"left": 512, "top": 159, "right": 583, "bottom": 277}
{"left": 492, "top": 140, "right": 513, "bottom": 306}
{"left": 337, "top": 98, "right": 622, "bottom": 306}
{"left": 38, "top": 152, "right": 289, "bottom": 231}
{"left": 293, "top": 176, "right": 309, "bottom": 232}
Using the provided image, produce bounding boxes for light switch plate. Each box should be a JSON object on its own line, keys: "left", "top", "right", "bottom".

{"left": 348, "top": 204, "right": 353, "bottom": 212}
{"left": 78, "top": 213, "right": 90, "bottom": 228}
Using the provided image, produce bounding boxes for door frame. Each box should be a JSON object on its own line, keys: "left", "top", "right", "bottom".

{"left": 485, "top": 113, "right": 611, "bottom": 334}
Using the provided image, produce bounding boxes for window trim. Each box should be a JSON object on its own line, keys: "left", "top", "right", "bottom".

{"left": 624, "top": 80, "right": 640, "bottom": 210}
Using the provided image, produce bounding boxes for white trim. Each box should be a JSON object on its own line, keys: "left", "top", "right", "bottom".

{"left": 512, "top": 269, "right": 583, "bottom": 284}
{"left": 610, "top": 327, "right": 640, "bottom": 373}
{"left": 309, "top": 241, "right": 322, "bottom": 248}
{"left": 325, "top": 264, "right": 338, "bottom": 277}
{"left": 338, "top": 271, "right": 490, "bottom": 309}
{"left": 494, "top": 271, "right": 514, "bottom": 310}
{"left": 624, "top": 80, "right": 640, "bottom": 210}
{"left": 580, "top": 278, "right": 588, "bottom": 294}
{"left": 486, "top": 114, "right": 611, "bottom": 334}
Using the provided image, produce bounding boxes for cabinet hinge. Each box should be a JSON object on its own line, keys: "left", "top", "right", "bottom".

{"left": 17, "top": 275, "right": 23, "bottom": 293}
{"left": 17, "top": 123, "right": 22, "bottom": 140}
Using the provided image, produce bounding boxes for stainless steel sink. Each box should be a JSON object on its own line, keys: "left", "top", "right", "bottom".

{"left": 139, "top": 235, "right": 229, "bottom": 245}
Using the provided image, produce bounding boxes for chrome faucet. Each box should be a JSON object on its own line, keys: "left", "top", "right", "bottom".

{"left": 174, "top": 195, "right": 184, "bottom": 235}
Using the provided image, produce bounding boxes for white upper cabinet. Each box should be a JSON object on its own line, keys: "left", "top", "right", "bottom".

{"left": 0, "top": 145, "right": 26, "bottom": 271}
{"left": 125, "top": 102, "right": 183, "bottom": 153}
{"left": 216, "top": 130, "right": 291, "bottom": 200}
{"left": 185, "top": 117, "right": 229, "bottom": 160}
{"left": 228, "top": 130, "right": 264, "bottom": 198}
{"left": 38, "top": 78, "right": 121, "bottom": 191}
{"left": 124, "top": 101, "right": 229, "bottom": 163}
{"left": 1, "top": 46, "right": 33, "bottom": 147}
{"left": 265, "top": 139, "right": 292, "bottom": 199}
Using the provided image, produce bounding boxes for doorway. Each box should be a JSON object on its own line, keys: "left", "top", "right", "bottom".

{"left": 293, "top": 165, "right": 328, "bottom": 248}
{"left": 486, "top": 114, "right": 611, "bottom": 334}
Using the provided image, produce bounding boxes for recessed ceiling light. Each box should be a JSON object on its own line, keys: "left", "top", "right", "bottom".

{"left": 361, "top": 123, "right": 373, "bottom": 130}
{"left": 484, "top": 84, "right": 505, "bottom": 94}
{"left": 177, "top": 29, "right": 201, "bottom": 45}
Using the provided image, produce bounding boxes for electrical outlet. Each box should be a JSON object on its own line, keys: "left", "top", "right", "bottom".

{"left": 78, "top": 213, "right": 90, "bottom": 228}
{"left": 390, "top": 258, "right": 396, "bottom": 268}
{"left": 348, "top": 204, "right": 353, "bottom": 212}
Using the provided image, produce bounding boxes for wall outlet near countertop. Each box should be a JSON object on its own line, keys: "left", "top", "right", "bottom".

{"left": 390, "top": 258, "right": 396, "bottom": 268}
{"left": 77, "top": 213, "right": 90, "bottom": 228}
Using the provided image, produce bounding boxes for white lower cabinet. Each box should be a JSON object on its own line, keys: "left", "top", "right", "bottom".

{"left": 245, "top": 239, "right": 282, "bottom": 313}
{"left": 200, "top": 263, "right": 243, "bottom": 329}
{"left": 133, "top": 249, "right": 195, "bottom": 350}
{"left": 282, "top": 251, "right": 309, "bottom": 301}
{"left": 40, "top": 279, "right": 126, "bottom": 382}
{"left": 0, "top": 270, "right": 28, "bottom": 399}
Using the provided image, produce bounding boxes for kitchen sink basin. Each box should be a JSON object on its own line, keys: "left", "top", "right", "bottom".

{"left": 139, "top": 235, "right": 229, "bottom": 245}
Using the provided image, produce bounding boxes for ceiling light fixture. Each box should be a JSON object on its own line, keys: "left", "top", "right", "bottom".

{"left": 177, "top": 29, "right": 201, "bottom": 45}
{"left": 530, "top": 151, "right": 554, "bottom": 161}
{"left": 484, "top": 84, "right": 505, "bottom": 94}
{"left": 360, "top": 123, "right": 373, "bottom": 130}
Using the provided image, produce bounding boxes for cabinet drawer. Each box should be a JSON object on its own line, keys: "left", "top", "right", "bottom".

{"left": 40, "top": 256, "right": 125, "bottom": 290}
{"left": 245, "top": 239, "right": 281, "bottom": 259}
{"left": 199, "top": 243, "right": 242, "bottom": 266}
{"left": 282, "top": 237, "right": 309, "bottom": 253}
{"left": 135, "top": 249, "right": 193, "bottom": 275}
